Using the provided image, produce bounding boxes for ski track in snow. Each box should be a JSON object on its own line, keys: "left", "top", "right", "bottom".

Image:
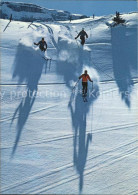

{"left": 29, "top": 147, "right": 137, "bottom": 194}
{"left": 0, "top": 103, "right": 59, "bottom": 123}
{"left": 2, "top": 138, "right": 137, "bottom": 193}
{"left": 1, "top": 122, "right": 138, "bottom": 150}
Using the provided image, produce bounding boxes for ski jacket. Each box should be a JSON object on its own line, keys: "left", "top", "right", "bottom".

{"left": 76, "top": 30, "right": 88, "bottom": 39}
{"left": 79, "top": 74, "right": 92, "bottom": 82}
{"left": 35, "top": 41, "right": 47, "bottom": 49}
{"left": 39, "top": 41, "right": 47, "bottom": 49}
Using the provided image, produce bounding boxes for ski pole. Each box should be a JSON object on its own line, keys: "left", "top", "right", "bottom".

{"left": 75, "top": 39, "right": 79, "bottom": 48}
{"left": 92, "top": 81, "right": 93, "bottom": 91}
{"left": 91, "top": 104, "right": 93, "bottom": 133}
{"left": 72, "top": 79, "right": 79, "bottom": 91}
{"left": 75, "top": 31, "right": 79, "bottom": 48}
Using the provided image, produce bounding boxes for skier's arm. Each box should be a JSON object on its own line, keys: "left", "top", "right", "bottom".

{"left": 75, "top": 35, "right": 79, "bottom": 39}
{"left": 88, "top": 75, "right": 93, "bottom": 82}
{"left": 34, "top": 42, "right": 39, "bottom": 46}
{"left": 85, "top": 32, "right": 88, "bottom": 38}
{"left": 79, "top": 74, "right": 83, "bottom": 79}
{"left": 75, "top": 32, "right": 81, "bottom": 39}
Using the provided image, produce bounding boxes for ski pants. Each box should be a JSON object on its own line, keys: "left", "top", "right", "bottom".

{"left": 39, "top": 46, "right": 46, "bottom": 52}
{"left": 82, "top": 82, "right": 88, "bottom": 95}
{"left": 80, "top": 36, "right": 85, "bottom": 45}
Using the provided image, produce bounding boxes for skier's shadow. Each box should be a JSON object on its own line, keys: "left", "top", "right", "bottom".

{"left": 68, "top": 85, "right": 99, "bottom": 193}
{"left": 44, "top": 59, "right": 52, "bottom": 73}
{"left": 55, "top": 36, "right": 99, "bottom": 192}
{"left": 111, "top": 25, "right": 137, "bottom": 107}
{"left": 11, "top": 43, "right": 45, "bottom": 156}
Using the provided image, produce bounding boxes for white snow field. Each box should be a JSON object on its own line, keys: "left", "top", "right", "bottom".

{"left": 0, "top": 12, "right": 138, "bottom": 194}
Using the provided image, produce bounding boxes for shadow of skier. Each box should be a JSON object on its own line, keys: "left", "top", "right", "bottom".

{"left": 55, "top": 36, "right": 99, "bottom": 192}
{"left": 11, "top": 90, "right": 36, "bottom": 156}
{"left": 11, "top": 43, "right": 45, "bottom": 156}
{"left": 68, "top": 84, "right": 99, "bottom": 193}
{"left": 111, "top": 25, "right": 137, "bottom": 107}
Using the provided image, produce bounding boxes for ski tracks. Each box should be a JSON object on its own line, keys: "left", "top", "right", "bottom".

{"left": 1, "top": 122, "right": 138, "bottom": 150}
{"left": 1, "top": 120, "right": 137, "bottom": 150}
{"left": 0, "top": 103, "right": 59, "bottom": 123}
{"left": 1, "top": 138, "right": 137, "bottom": 194}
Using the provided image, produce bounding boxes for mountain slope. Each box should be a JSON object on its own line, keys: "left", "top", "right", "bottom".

{"left": 0, "top": 1, "right": 88, "bottom": 22}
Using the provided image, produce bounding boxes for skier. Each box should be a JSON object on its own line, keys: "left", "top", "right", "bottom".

{"left": 79, "top": 70, "right": 93, "bottom": 97}
{"left": 10, "top": 14, "right": 12, "bottom": 22}
{"left": 75, "top": 28, "right": 88, "bottom": 45}
{"left": 116, "top": 11, "right": 120, "bottom": 18}
{"left": 69, "top": 15, "right": 72, "bottom": 22}
{"left": 34, "top": 38, "right": 47, "bottom": 52}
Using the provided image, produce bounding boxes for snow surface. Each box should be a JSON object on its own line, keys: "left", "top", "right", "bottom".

{"left": 0, "top": 12, "right": 138, "bottom": 194}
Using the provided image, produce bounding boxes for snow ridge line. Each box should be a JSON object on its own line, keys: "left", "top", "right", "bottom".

{"left": 2, "top": 139, "right": 137, "bottom": 193}
{"left": 1, "top": 122, "right": 138, "bottom": 150}
{"left": 24, "top": 141, "right": 138, "bottom": 194}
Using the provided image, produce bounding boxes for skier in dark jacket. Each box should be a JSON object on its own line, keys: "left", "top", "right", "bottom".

{"left": 10, "top": 14, "right": 12, "bottom": 22}
{"left": 79, "top": 70, "right": 93, "bottom": 96}
{"left": 75, "top": 28, "right": 88, "bottom": 45}
{"left": 34, "top": 38, "right": 47, "bottom": 52}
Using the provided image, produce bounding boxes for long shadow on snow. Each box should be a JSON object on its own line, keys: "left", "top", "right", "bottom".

{"left": 111, "top": 25, "right": 137, "bottom": 107}
{"left": 69, "top": 86, "right": 99, "bottom": 193}
{"left": 55, "top": 37, "right": 99, "bottom": 192}
{"left": 11, "top": 43, "right": 46, "bottom": 156}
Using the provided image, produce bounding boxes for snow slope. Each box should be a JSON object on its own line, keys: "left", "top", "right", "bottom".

{"left": 0, "top": 2, "right": 88, "bottom": 22}
{"left": 0, "top": 12, "right": 138, "bottom": 194}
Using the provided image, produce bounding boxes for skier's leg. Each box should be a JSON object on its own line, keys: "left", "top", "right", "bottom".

{"left": 85, "top": 82, "right": 88, "bottom": 95}
{"left": 84, "top": 83, "right": 87, "bottom": 96}
{"left": 81, "top": 37, "right": 85, "bottom": 45}
{"left": 83, "top": 83, "right": 86, "bottom": 96}
{"left": 39, "top": 46, "right": 43, "bottom": 52}
{"left": 40, "top": 46, "right": 45, "bottom": 52}
{"left": 82, "top": 82, "right": 85, "bottom": 96}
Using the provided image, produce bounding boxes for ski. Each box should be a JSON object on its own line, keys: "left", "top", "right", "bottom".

{"left": 82, "top": 94, "right": 88, "bottom": 102}
{"left": 42, "top": 56, "right": 57, "bottom": 61}
{"left": 42, "top": 56, "right": 52, "bottom": 61}
{"left": 85, "top": 97, "right": 88, "bottom": 102}
{"left": 83, "top": 97, "right": 88, "bottom": 102}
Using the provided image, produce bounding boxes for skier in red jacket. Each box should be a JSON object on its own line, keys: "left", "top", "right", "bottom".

{"left": 79, "top": 70, "right": 93, "bottom": 96}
